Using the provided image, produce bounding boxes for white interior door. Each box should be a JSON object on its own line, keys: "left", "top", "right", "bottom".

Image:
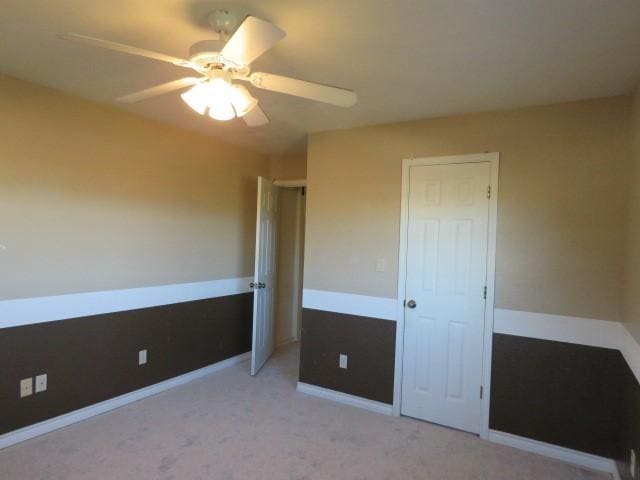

{"left": 401, "top": 161, "right": 490, "bottom": 433}
{"left": 251, "top": 177, "right": 279, "bottom": 376}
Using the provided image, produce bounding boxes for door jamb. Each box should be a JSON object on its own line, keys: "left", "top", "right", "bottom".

{"left": 392, "top": 152, "right": 500, "bottom": 440}
{"left": 290, "top": 188, "right": 305, "bottom": 341}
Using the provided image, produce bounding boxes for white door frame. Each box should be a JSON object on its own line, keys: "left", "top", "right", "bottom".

{"left": 393, "top": 152, "right": 499, "bottom": 440}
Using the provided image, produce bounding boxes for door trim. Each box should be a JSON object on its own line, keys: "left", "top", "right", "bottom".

{"left": 393, "top": 153, "right": 500, "bottom": 440}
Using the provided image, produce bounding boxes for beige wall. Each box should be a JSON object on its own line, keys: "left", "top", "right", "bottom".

{"left": 0, "top": 74, "right": 268, "bottom": 300}
{"left": 304, "top": 96, "right": 631, "bottom": 322}
{"left": 269, "top": 152, "right": 307, "bottom": 181}
{"left": 625, "top": 85, "right": 640, "bottom": 341}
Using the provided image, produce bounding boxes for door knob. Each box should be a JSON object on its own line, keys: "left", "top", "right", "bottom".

{"left": 259, "top": 282, "right": 266, "bottom": 289}
{"left": 250, "top": 282, "right": 256, "bottom": 289}
{"left": 406, "top": 299, "right": 417, "bottom": 309}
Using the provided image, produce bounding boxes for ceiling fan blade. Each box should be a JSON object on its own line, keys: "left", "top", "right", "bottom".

{"left": 58, "top": 33, "right": 194, "bottom": 68}
{"left": 221, "top": 16, "right": 285, "bottom": 66}
{"left": 249, "top": 73, "right": 357, "bottom": 107}
{"left": 117, "top": 77, "right": 203, "bottom": 103}
{"left": 242, "top": 105, "right": 269, "bottom": 127}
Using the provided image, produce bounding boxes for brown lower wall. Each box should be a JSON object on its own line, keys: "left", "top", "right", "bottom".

{"left": 490, "top": 334, "right": 626, "bottom": 459}
{"left": 491, "top": 333, "right": 640, "bottom": 478}
{"left": 299, "top": 309, "right": 396, "bottom": 404}
{"left": 618, "top": 357, "right": 640, "bottom": 479}
{"left": 0, "top": 293, "right": 252, "bottom": 435}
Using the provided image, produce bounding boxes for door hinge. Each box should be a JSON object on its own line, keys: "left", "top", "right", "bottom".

{"left": 487, "top": 185, "right": 491, "bottom": 199}
{"left": 480, "top": 385, "right": 484, "bottom": 399}
{"left": 483, "top": 286, "right": 487, "bottom": 300}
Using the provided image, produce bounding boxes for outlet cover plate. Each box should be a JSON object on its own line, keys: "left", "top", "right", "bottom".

{"left": 20, "top": 378, "right": 32, "bottom": 398}
{"left": 339, "top": 354, "right": 348, "bottom": 369}
{"left": 631, "top": 449, "right": 636, "bottom": 478}
{"left": 35, "top": 374, "right": 47, "bottom": 393}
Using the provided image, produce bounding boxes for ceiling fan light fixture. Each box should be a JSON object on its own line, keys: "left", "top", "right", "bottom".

{"left": 229, "top": 84, "right": 258, "bottom": 117}
{"left": 60, "top": 16, "right": 357, "bottom": 129}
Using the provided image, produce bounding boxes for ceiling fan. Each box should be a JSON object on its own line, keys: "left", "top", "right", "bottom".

{"left": 58, "top": 10, "right": 357, "bottom": 127}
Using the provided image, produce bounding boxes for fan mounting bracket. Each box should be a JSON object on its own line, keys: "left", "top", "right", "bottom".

{"left": 207, "top": 9, "right": 239, "bottom": 37}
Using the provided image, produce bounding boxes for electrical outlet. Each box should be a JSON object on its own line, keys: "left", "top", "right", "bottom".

{"left": 631, "top": 449, "right": 636, "bottom": 478}
{"left": 138, "top": 349, "right": 147, "bottom": 365}
{"left": 339, "top": 354, "right": 348, "bottom": 369}
{"left": 35, "top": 374, "right": 47, "bottom": 393}
{"left": 20, "top": 378, "right": 32, "bottom": 398}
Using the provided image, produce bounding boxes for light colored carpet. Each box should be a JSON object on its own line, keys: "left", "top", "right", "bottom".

{"left": 0, "top": 344, "right": 608, "bottom": 480}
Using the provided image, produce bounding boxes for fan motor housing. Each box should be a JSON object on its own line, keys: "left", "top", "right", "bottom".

{"left": 189, "top": 40, "right": 247, "bottom": 74}
{"left": 189, "top": 40, "right": 223, "bottom": 67}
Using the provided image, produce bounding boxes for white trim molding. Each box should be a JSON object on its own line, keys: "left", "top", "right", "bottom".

{"left": 296, "top": 382, "right": 393, "bottom": 416}
{"left": 620, "top": 324, "right": 640, "bottom": 386}
{"left": 488, "top": 430, "right": 620, "bottom": 479}
{"left": 0, "top": 276, "right": 253, "bottom": 329}
{"left": 0, "top": 351, "right": 251, "bottom": 450}
{"left": 302, "top": 289, "right": 396, "bottom": 321}
{"left": 393, "top": 152, "right": 500, "bottom": 441}
{"left": 495, "top": 308, "right": 640, "bottom": 384}
{"left": 494, "top": 309, "right": 622, "bottom": 350}
{"left": 273, "top": 179, "right": 307, "bottom": 188}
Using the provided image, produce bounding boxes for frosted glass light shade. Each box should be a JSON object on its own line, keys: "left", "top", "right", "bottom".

{"left": 229, "top": 85, "right": 258, "bottom": 117}
{"left": 180, "top": 79, "right": 258, "bottom": 121}
{"left": 180, "top": 83, "right": 210, "bottom": 115}
{"left": 208, "top": 99, "right": 235, "bottom": 121}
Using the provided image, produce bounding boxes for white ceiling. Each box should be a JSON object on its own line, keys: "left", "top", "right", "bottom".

{"left": 1, "top": 0, "right": 640, "bottom": 154}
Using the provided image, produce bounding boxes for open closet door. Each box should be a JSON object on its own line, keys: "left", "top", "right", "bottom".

{"left": 251, "top": 176, "right": 279, "bottom": 375}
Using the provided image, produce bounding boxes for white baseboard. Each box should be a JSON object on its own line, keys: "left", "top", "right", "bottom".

{"left": 0, "top": 351, "right": 251, "bottom": 450}
{"left": 276, "top": 337, "right": 298, "bottom": 349}
{"left": 488, "top": 430, "right": 620, "bottom": 479}
{"left": 296, "top": 382, "right": 393, "bottom": 415}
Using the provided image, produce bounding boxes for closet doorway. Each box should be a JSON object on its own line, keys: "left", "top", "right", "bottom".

{"left": 250, "top": 177, "right": 306, "bottom": 375}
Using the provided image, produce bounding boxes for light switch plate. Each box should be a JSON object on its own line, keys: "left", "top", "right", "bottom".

{"left": 339, "top": 354, "right": 348, "bottom": 369}
{"left": 631, "top": 449, "right": 636, "bottom": 478}
{"left": 375, "top": 257, "right": 386, "bottom": 272}
{"left": 35, "top": 374, "right": 47, "bottom": 393}
{"left": 20, "top": 378, "right": 32, "bottom": 398}
{"left": 138, "top": 349, "right": 147, "bottom": 365}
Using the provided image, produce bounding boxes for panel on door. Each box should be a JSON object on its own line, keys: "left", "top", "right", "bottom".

{"left": 401, "top": 162, "right": 490, "bottom": 433}
{"left": 251, "top": 177, "right": 279, "bottom": 376}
